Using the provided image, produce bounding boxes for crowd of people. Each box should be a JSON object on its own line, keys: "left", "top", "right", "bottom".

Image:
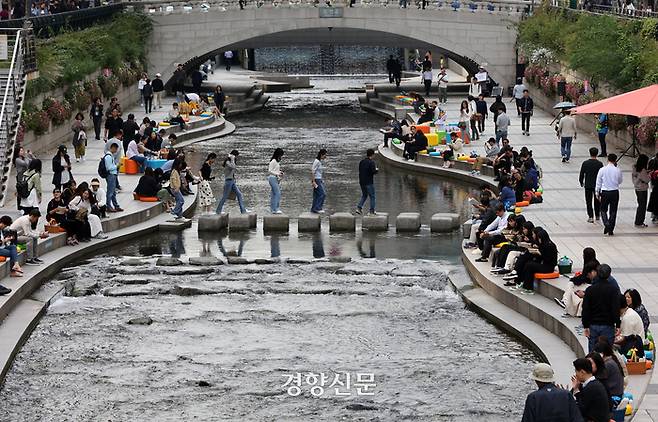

{"left": 0, "top": 0, "right": 102, "bottom": 20}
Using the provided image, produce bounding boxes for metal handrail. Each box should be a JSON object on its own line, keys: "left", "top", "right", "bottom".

{"left": 0, "top": 30, "right": 25, "bottom": 206}
{"left": 549, "top": 3, "right": 658, "bottom": 19}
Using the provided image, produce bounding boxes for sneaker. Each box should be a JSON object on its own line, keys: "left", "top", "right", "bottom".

{"left": 508, "top": 283, "right": 521, "bottom": 291}
{"left": 316, "top": 210, "right": 325, "bottom": 214}
{"left": 368, "top": 211, "right": 377, "bottom": 216}
{"left": 561, "top": 157, "right": 566, "bottom": 163}
{"left": 95, "top": 233, "right": 109, "bottom": 239}
{"left": 242, "top": 209, "right": 252, "bottom": 214}
{"left": 273, "top": 210, "right": 283, "bottom": 214}
{"left": 114, "top": 207, "right": 124, "bottom": 212}
{"left": 503, "top": 281, "right": 517, "bottom": 287}
{"left": 355, "top": 208, "right": 362, "bottom": 215}
{"left": 489, "top": 267, "right": 502, "bottom": 273}
{"left": 496, "top": 269, "right": 512, "bottom": 276}
{"left": 635, "top": 224, "right": 648, "bottom": 228}
{"left": 75, "top": 158, "right": 80, "bottom": 162}
{"left": 554, "top": 297, "right": 566, "bottom": 309}
{"left": 520, "top": 289, "right": 535, "bottom": 295}
{"left": 502, "top": 274, "right": 517, "bottom": 281}
{"left": 0, "top": 285, "right": 11, "bottom": 295}
{"left": 587, "top": 218, "right": 594, "bottom": 223}
{"left": 24, "top": 259, "right": 40, "bottom": 266}
{"left": 33, "top": 258, "right": 44, "bottom": 264}
{"left": 475, "top": 257, "right": 488, "bottom": 262}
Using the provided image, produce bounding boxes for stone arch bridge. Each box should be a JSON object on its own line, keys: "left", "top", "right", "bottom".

{"left": 140, "top": 0, "right": 525, "bottom": 88}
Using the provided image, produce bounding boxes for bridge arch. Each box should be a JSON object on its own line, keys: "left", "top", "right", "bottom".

{"left": 146, "top": 6, "right": 518, "bottom": 88}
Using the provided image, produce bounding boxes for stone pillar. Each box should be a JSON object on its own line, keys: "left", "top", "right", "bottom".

{"left": 229, "top": 213, "right": 255, "bottom": 231}
{"left": 329, "top": 212, "right": 356, "bottom": 232}
{"left": 396, "top": 212, "right": 421, "bottom": 232}
{"left": 431, "top": 213, "right": 459, "bottom": 233}
{"left": 263, "top": 214, "right": 290, "bottom": 232}
{"left": 298, "top": 212, "right": 321, "bottom": 232}
{"left": 361, "top": 213, "right": 389, "bottom": 231}
{"left": 197, "top": 213, "right": 228, "bottom": 231}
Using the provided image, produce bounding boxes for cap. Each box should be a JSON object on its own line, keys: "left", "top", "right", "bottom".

{"left": 529, "top": 363, "right": 555, "bottom": 383}
{"left": 91, "top": 180, "right": 100, "bottom": 187}
{"left": 156, "top": 73, "right": 161, "bottom": 77}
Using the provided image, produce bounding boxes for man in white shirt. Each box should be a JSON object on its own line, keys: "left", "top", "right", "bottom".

{"left": 557, "top": 110, "right": 577, "bottom": 163}
{"left": 126, "top": 138, "right": 152, "bottom": 172}
{"left": 10, "top": 209, "right": 48, "bottom": 265}
{"left": 476, "top": 204, "right": 508, "bottom": 261}
{"left": 510, "top": 78, "right": 526, "bottom": 116}
{"left": 437, "top": 68, "right": 448, "bottom": 104}
{"left": 595, "top": 153, "right": 623, "bottom": 236}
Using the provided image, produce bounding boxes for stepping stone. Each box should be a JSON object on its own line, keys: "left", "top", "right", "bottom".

{"left": 189, "top": 256, "right": 223, "bottom": 266}
{"left": 361, "top": 213, "right": 389, "bottom": 231}
{"left": 329, "top": 212, "right": 356, "bottom": 232}
{"left": 156, "top": 257, "right": 183, "bottom": 266}
{"left": 227, "top": 256, "right": 253, "bottom": 265}
{"left": 198, "top": 213, "right": 228, "bottom": 231}
{"left": 229, "top": 213, "right": 256, "bottom": 231}
{"left": 442, "top": 212, "right": 461, "bottom": 226}
{"left": 396, "top": 212, "right": 421, "bottom": 232}
{"left": 263, "top": 214, "right": 290, "bottom": 232}
{"left": 431, "top": 213, "right": 458, "bottom": 233}
{"left": 297, "top": 212, "right": 321, "bottom": 232}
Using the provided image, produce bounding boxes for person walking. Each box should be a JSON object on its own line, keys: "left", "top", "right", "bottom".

{"left": 386, "top": 55, "right": 396, "bottom": 84}
{"left": 198, "top": 153, "right": 216, "bottom": 214}
{"left": 510, "top": 78, "right": 526, "bottom": 117}
{"left": 519, "top": 90, "right": 534, "bottom": 136}
{"left": 103, "top": 142, "right": 122, "bottom": 213}
{"left": 579, "top": 147, "right": 603, "bottom": 223}
{"left": 558, "top": 110, "right": 577, "bottom": 163}
{"left": 521, "top": 363, "right": 582, "bottom": 422}
{"left": 152, "top": 73, "right": 165, "bottom": 109}
{"left": 571, "top": 358, "right": 611, "bottom": 422}
{"left": 215, "top": 150, "right": 249, "bottom": 214}
{"left": 632, "top": 154, "right": 650, "bottom": 228}
{"left": 392, "top": 58, "right": 402, "bottom": 88}
{"left": 582, "top": 264, "right": 621, "bottom": 352}
{"left": 495, "top": 109, "right": 510, "bottom": 144}
{"left": 596, "top": 154, "right": 623, "bottom": 236}
{"left": 311, "top": 149, "right": 327, "bottom": 214}
{"left": 268, "top": 148, "right": 284, "bottom": 214}
{"left": 596, "top": 113, "right": 608, "bottom": 157}
{"left": 170, "top": 158, "right": 186, "bottom": 220}
{"left": 355, "top": 148, "right": 378, "bottom": 216}
{"left": 71, "top": 112, "right": 87, "bottom": 162}
{"left": 142, "top": 78, "right": 154, "bottom": 114}
{"left": 489, "top": 95, "right": 507, "bottom": 133}
{"left": 475, "top": 94, "right": 488, "bottom": 134}
{"left": 138, "top": 73, "right": 147, "bottom": 107}
{"left": 224, "top": 50, "right": 234, "bottom": 71}
{"left": 19, "top": 159, "right": 42, "bottom": 215}
{"left": 51, "top": 145, "right": 72, "bottom": 191}
{"left": 213, "top": 85, "right": 226, "bottom": 115}
{"left": 436, "top": 69, "right": 449, "bottom": 104}
{"left": 172, "top": 63, "right": 186, "bottom": 103}
{"left": 422, "top": 68, "right": 433, "bottom": 97}
{"left": 89, "top": 97, "right": 103, "bottom": 141}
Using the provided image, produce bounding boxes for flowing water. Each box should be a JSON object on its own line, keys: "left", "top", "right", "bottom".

{"left": 0, "top": 78, "right": 537, "bottom": 422}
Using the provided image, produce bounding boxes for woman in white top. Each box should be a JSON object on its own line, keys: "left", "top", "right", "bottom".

{"left": 268, "top": 148, "right": 284, "bottom": 214}
{"left": 468, "top": 78, "right": 481, "bottom": 99}
{"left": 311, "top": 149, "right": 327, "bottom": 214}
{"left": 20, "top": 159, "right": 42, "bottom": 214}
{"left": 68, "top": 189, "right": 107, "bottom": 239}
{"left": 459, "top": 100, "right": 475, "bottom": 143}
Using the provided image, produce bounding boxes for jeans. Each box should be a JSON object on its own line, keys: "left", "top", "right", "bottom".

{"left": 521, "top": 113, "right": 531, "bottom": 132}
{"left": 470, "top": 119, "right": 479, "bottom": 140}
{"left": 311, "top": 179, "right": 326, "bottom": 213}
{"left": 268, "top": 175, "right": 281, "bottom": 212}
{"left": 600, "top": 190, "right": 620, "bottom": 233}
{"left": 588, "top": 324, "right": 615, "bottom": 353}
{"left": 584, "top": 188, "right": 600, "bottom": 219}
{"left": 438, "top": 87, "right": 447, "bottom": 103}
{"left": 477, "top": 116, "right": 485, "bottom": 133}
{"left": 130, "top": 155, "right": 147, "bottom": 172}
{"left": 495, "top": 130, "right": 507, "bottom": 143}
{"left": 560, "top": 137, "right": 573, "bottom": 160}
{"left": 17, "top": 235, "right": 37, "bottom": 260}
{"left": 215, "top": 179, "right": 246, "bottom": 214}
{"left": 172, "top": 189, "right": 184, "bottom": 217}
{"left": 106, "top": 173, "right": 120, "bottom": 209}
{"left": 598, "top": 132, "right": 607, "bottom": 155}
{"left": 423, "top": 79, "right": 432, "bottom": 96}
{"left": 635, "top": 189, "right": 648, "bottom": 225}
{"left": 0, "top": 245, "right": 18, "bottom": 266}
{"left": 357, "top": 183, "right": 376, "bottom": 212}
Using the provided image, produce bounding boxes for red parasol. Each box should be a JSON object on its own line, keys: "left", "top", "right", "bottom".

{"left": 572, "top": 84, "right": 658, "bottom": 117}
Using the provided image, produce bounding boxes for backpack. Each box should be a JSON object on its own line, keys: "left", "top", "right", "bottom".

{"left": 16, "top": 173, "right": 34, "bottom": 199}
{"left": 98, "top": 154, "right": 110, "bottom": 179}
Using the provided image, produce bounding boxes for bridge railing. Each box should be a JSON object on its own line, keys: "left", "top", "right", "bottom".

{"left": 128, "top": 0, "right": 532, "bottom": 15}
{"left": 548, "top": 2, "right": 658, "bottom": 19}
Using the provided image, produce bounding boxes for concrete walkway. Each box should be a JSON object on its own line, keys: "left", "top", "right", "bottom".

{"left": 373, "top": 92, "right": 658, "bottom": 419}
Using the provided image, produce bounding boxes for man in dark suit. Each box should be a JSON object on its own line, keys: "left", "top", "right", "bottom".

{"left": 572, "top": 358, "right": 610, "bottom": 422}
{"left": 522, "top": 363, "right": 583, "bottom": 422}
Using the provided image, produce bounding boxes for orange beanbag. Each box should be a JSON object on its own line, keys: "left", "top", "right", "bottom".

{"left": 133, "top": 193, "right": 159, "bottom": 202}
{"left": 516, "top": 201, "right": 530, "bottom": 207}
{"left": 535, "top": 272, "right": 560, "bottom": 280}
{"left": 413, "top": 125, "right": 431, "bottom": 134}
{"left": 535, "top": 191, "right": 542, "bottom": 197}
{"left": 124, "top": 159, "right": 140, "bottom": 175}
{"left": 0, "top": 256, "right": 6, "bottom": 262}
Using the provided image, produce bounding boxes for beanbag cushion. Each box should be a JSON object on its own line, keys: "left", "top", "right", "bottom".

{"left": 535, "top": 272, "right": 560, "bottom": 280}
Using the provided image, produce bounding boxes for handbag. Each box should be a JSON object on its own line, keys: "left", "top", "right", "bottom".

{"left": 74, "top": 208, "right": 88, "bottom": 221}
